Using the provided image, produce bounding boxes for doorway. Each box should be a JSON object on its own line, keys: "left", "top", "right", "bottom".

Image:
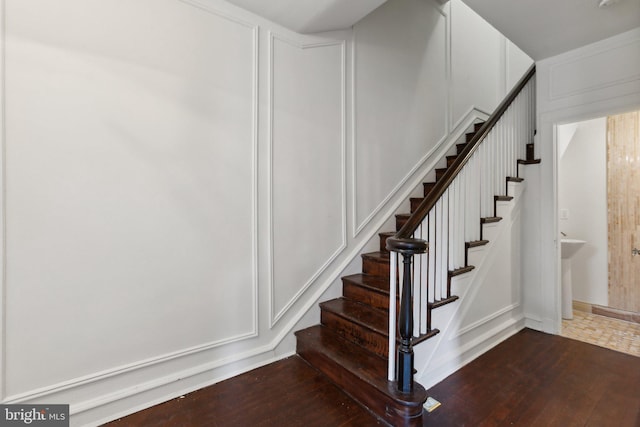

{"left": 557, "top": 112, "right": 640, "bottom": 357}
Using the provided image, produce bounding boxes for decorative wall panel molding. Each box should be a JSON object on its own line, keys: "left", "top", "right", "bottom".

{"left": 267, "top": 31, "right": 347, "bottom": 327}
{"left": 2, "top": 0, "right": 259, "bottom": 400}
{"left": 352, "top": 1, "right": 449, "bottom": 235}
{"left": 549, "top": 37, "right": 640, "bottom": 101}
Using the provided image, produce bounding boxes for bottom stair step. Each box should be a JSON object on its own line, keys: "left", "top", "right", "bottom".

{"left": 296, "top": 325, "right": 427, "bottom": 426}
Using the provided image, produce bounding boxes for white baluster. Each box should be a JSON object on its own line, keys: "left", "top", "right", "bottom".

{"left": 388, "top": 251, "right": 397, "bottom": 380}
{"left": 490, "top": 129, "right": 497, "bottom": 202}
{"left": 449, "top": 182, "right": 456, "bottom": 271}
{"left": 414, "top": 225, "right": 421, "bottom": 334}
{"left": 483, "top": 142, "right": 487, "bottom": 217}
{"left": 458, "top": 175, "right": 467, "bottom": 266}
{"left": 435, "top": 198, "right": 443, "bottom": 301}
{"left": 428, "top": 211, "right": 436, "bottom": 304}
{"left": 470, "top": 152, "right": 476, "bottom": 233}
{"left": 441, "top": 190, "right": 449, "bottom": 298}
{"left": 420, "top": 217, "right": 428, "bottom": 334}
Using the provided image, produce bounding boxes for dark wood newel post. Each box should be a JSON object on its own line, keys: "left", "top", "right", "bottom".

{"left": 397, "top": 251, "right": 414, "bottom": 392}
{"left": 386, "top": 237, "right": 427, "bottom": 394}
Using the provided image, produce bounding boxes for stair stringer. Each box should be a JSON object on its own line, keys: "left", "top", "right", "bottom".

{"left": 413, "top": 180, "right": 527, "bottom": 390}
{"left": 270, "top": 112, "right": 489, "bottom": 353}
{"left": 354, "top": 110, "right": 488, "bottom": 236}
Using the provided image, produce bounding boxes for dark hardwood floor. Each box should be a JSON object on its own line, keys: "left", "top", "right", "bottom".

{"left": 423, "top": 328, "right": 640, "bottom": 426}
{"left": 105, "top": 355, "right": 383, "bottom": 427}
{"left": 105, "top": 329, "right": 640, "bottom": 426}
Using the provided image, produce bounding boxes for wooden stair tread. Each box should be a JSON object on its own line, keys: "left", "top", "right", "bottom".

{"left": 395, "top": 213, "right": 411, "bottom": 231}
{"left": 506, "top": 176, "right": 524, "bottom": 182}
{"left": 435, "top": 168, "right": 448, "bottom": 180}
{"left": 495, "top": 195, "right": 514, "bottom": 202}
{"left": 410, "top": 197, "right": 423, "bottom": 213}
{"left": 343, "top": 273, "right": 389, "bottom": 294}
{"left": 362, "top": 251, "right": 391, "bottom": 279}
{"left": 379, "top": 231, "right": 395, "bottom": 252}
{"left": 343, "top": 273, "right": 394, "bottom": 312}
{"left": 428, "top": 295, "right": 460, "bottom": 309}
{"left": 481, "top": 216, "right": 502, "bottom": 224}
{"left": 517, "top": 159, "right": 541, "bottom": 165}
{"left": 412, "top": 328, "right": 440, "bottom": 346}
{"left": 320, "top": 298, "right": 389, "bottom": 337}
{"left": 295, "top": 325, "right": 428, "bottom": 417}
{"left": 362, "top": 251, "right": 390, "bottom": 262}
{"left": 449, "top": 266, "right": 475, "bottom": 277}
{"left": 466, "top": 240, "right": 489, "bottom": 248}
{"left": 297, "top": 325, "right": 387, "bottom": 377}
{"left": 423, "top": 182, "right": 436, "bottom": 196}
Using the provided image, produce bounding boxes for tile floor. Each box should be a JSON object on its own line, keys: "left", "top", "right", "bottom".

{"left": 561, "top": 310, "right": 640, "bottom": 357}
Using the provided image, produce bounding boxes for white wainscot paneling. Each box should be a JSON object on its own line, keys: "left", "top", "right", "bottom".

{"left": 4, "top": 0, "right": 257, "bottom": 397}
{"left": 413, "top": 191, "right": 525, "bottom": 389}
{"left": 549, "top": 37, "right": 640, "bottom": 101}
{"left": 450, "top": 0, "right": 501, "bottom": 127}
{"left": 457, "top": 207, "right": 522, "bottom": 335}
{"left": 353, "top": 0, "right": 447, "bottom": 232}
{"left": 270, "top": 34, "right": 345, "bottom": 326}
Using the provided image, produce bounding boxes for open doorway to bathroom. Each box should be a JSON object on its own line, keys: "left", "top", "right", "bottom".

{"left": 557, "top": 111, "right": 640, "bottom": 357}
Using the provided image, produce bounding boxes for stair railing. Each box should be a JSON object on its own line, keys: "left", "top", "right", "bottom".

{"left": 386, "top": 65, "right": 536, "bottom": 392}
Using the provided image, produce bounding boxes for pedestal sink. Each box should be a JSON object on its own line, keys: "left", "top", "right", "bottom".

{"left": 561, "top": 239, "right": 586, "bottom": 320}
{"left": 561, "top": 239, "right": 587, "bottom": 259}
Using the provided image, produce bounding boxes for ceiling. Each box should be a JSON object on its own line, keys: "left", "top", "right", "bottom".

{"left": 461, "top": 0, "right": 640, "bottom": 60}
{"left": 226, "top": 0, "right": 640, "bottom": 60}
{"left": 225, "top": 0, "right": 386, "bottom": 34}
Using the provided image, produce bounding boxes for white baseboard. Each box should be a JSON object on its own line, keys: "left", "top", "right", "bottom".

{"left": 73, "top": 349, "right": 296, "bottom": 427}
{"left": 524, "top": 314, "right": 544, "bottom": 331}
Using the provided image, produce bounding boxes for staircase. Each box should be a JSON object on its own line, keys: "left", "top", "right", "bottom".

{"left": 296, "top": 123, "right": 490, "bottom": 426}
{"left": 295, "top": 66, "right": 538, "bottom": 426}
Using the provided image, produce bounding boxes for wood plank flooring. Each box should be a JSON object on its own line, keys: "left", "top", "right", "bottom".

{"left": 105, "top": 355, "right": 383, "bottom": 427}
{"left": 105, "top": 329, "right": 640, "bottom": 426}
{"left": 423, "top": 328, "right": 640, "bottom": 426}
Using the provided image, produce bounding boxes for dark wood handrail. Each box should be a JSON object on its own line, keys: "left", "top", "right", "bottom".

{"left": 395, "top": 64, "right": 536, "bottom": 239}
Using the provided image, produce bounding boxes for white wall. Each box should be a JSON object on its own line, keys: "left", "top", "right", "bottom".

{"left": 353, "top": 0, "right": 531, "bottom": 233}
{"left": 558, "top": 118, "right": 608, "bottom": 306}
{"left": 525, "top": 27, "right": 640, "bottom": 333}
{"left": 0, "top": 0, "right": 532, "bottom": 424}
{"left": 353, "top": 0, "right": 448, "bottom": 231}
